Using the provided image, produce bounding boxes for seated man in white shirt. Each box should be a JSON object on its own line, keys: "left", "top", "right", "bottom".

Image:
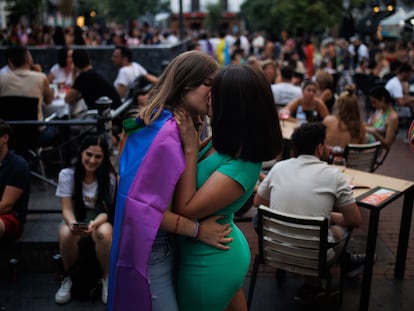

{"left": 254, "top": 122, "right": 361, "bottom": 303}
{"left": 271, "top": 65, "right": 302, "bottom": 108}
{"left": 111, "top": 45, "right": 158, "bottom": 101}
{"left": 385, "top": 62, "right": 414, "bottom": 125}
{"left": 385, "top": 62, "right": 414, "bottom": 107}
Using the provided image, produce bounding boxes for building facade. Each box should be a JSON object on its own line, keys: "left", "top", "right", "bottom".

{"left": 169, "top": 0, "right": 246, "bottom": 33}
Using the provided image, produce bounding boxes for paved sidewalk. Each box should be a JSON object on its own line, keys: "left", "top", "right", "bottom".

{"left": 1, "top": 272, "right": 414, "bottom": 310}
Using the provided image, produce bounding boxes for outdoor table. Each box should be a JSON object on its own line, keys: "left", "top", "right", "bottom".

{"left": 341, "top": 167, "right": 414, "bottom": 311}
{"left": 280, "top": 118, "right": 299, "bottom": 140}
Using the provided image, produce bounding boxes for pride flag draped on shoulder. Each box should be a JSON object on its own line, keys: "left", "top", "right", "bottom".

{"left": 108, "top": 110, "right": 185, "bottom": 310}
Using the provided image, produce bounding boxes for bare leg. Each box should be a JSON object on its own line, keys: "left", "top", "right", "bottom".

{"left": 58, "top": 223, "right": 80, "bottom": 272}
{"left": 330, "top": 225, "right": 347, "bottom": 261}
{"left": 225, "top": 288, "right": 247, "bottom": 311}
{"left": 92, "top": 222, "right": 112, "bottom": 278}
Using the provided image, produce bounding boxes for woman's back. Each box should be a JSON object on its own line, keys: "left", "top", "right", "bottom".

{"left": 324, "top": 84, "right": 365, "bottom": 149}
{"left": 323, "top": 115, "right": 364, "bottom": 149}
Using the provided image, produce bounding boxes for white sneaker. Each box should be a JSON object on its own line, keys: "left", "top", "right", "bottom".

{"left": 55, "top": 276, "right": 72, "bottom": 304}
{"left": 101, "top": 277, "right": 108, "bottom": 305}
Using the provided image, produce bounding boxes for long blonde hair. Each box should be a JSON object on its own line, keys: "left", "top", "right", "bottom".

{"left": 140, "top": 50, "right": 218, "bottom": 124}
{"left": 335, "top": 84, "right": 362, "bottom": 140}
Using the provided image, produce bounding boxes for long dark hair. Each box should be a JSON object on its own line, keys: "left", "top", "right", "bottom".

{"left": 73, "top": 135, "right": 117, "bottom": 223}
{"left": 211, "top": 65, "right": 282, "bottom": 162}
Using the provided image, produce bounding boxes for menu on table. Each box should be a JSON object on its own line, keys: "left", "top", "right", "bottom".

{"left": 356, "top": 186, "right": 400, "bottom": 207}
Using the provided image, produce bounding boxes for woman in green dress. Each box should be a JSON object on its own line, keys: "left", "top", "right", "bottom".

{"left": 174, "top": 65, "right": 283, "bottom": 310}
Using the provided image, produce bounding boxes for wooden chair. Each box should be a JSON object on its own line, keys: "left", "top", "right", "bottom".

{"left": 247, "top": 205, "right": 350, "bottom": 310}
{"left": 342, "top": 141, "right": 382, "bottom": 172}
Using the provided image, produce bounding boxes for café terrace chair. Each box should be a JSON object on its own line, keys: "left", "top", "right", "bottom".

{"left": 342, "top": 141, "right": 382, "bottom": 172}
{"left": 0, "top": 96, "right": 58, "bottom": 188}
{"left": 247, "top": 205, "right": 351, "bottom": 310}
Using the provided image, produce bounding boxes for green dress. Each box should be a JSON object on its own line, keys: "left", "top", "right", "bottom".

{"left": 176, "top": 141, "right": 261, "bottom": 310}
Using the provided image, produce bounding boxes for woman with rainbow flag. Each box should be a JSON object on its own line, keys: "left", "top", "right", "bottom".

{"left": 108, "top": 51, "right": 233, "bottom": 311}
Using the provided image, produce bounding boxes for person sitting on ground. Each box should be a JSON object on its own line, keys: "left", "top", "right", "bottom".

{"left": 0, "top": 119, "right": 30, "bottom": 242}
{"left": 285, "top": 80, "right": 329, "bottom": 123}
{"left": 323, "top": 85, "right": 366, "bottom": 154}
{"left": 65, "top": 49, "right": 121, "bottom": 110}
{"left": 366, "top": 86, "right": 399, "bottom": 150}
{"left": 54, "top": 135, "right": 117, "bottom": 305}
{"left": 254, "top": 122, "right": 361, "bottom": 304}
{"left": 111, "top": 45, "right": 158, "bottom": 101}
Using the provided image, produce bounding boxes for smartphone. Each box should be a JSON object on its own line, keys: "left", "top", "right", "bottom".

{"left": 73, "top": 222, "right": 89, "bottom": 230}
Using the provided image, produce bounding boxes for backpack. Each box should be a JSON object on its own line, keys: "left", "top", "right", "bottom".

{"left": 68, "top": 237, "right": 102, "bottom": 300}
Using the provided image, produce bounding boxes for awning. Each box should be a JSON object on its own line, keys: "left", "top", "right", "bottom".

{"left": 379, "top": 8, "right": 414, "bottom": 38}
{"left": 356, "top": 11, "right": 391, "bottom": 35}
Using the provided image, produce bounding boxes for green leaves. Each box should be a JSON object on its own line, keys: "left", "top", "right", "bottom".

{"left": 241, "top": 0, "right": 366, "bottom": 36}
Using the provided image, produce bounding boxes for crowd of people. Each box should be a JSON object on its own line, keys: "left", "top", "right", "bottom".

{"left": 1, "top": 21, "right": 414, "bottom": 309}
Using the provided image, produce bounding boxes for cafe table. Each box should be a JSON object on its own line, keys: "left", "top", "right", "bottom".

{"left": 43, "top": 98, "right": 87, "bottom": 119}
{"left": 43, "top": 98, "right": 69, "bottom": 118}
{"left": 341, "top": 167, "right": 414, "bottom": 311}
{"left": 278, "top": 119, "right": 298, "bottom": 160}
{"left": 280, "top": 118, "right": 298, "bottom": 140}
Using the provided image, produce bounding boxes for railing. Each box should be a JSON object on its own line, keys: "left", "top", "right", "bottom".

{"left": 5, "top": 97, "right": 133, "bottom": 214}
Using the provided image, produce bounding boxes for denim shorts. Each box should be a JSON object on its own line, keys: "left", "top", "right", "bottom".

{"left": 148, "top": 231, "right": 178, "bottom": 311}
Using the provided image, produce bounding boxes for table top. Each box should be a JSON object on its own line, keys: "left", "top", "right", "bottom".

{"left": 280, "top": 119, "right": 299, "bottom": 140}
{"left": 342, "top": 167, "right": 414, "bottom": 198}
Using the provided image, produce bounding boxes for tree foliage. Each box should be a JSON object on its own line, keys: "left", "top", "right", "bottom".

{"left": 5, "top": 0, "right": 43, "bottom": 16}
{"left": 106, "top": 0, "right": 159, "bottom": 23}
{"left": 240, "top": 0, "right": 366, "bottom": 37}
{"left": 204, "top": 3, "right": 222, "bottom": 33}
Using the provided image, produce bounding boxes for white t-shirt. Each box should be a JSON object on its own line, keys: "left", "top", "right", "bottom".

{"left": 0, "top": 65, "right": 11, "bottom": 76}
{"left": 56, "top": 168, "right": 116, "bottom": 210}
{"left": 385, "top": 76, "right": 403, "bottom": 99}
{"left": 49, "top": 64, "right": 73, "bottom": 87}
{"left": 113, "top": 62, "right": 148, "bottom": 99}
{"left": 257, "top": 155, "right": 355, "bottom": 219}
{"left": 271, "top": 82, "right": 302, "bottom": 106}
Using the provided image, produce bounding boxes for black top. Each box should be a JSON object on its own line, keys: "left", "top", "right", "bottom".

{"left": 72, "top": 69, "right": 121, "bottom": 109}
{"left": 0, "top": 151, "right": 30, "bottom": 223}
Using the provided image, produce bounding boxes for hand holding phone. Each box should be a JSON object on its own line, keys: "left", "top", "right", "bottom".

{"left": 73, "top": 222, "right": 89, "bottom": 230}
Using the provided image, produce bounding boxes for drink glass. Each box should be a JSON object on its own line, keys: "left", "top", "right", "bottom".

{"left": 278, "top": 109, "right": 289, "bottom": 127}
{"left": 332, "top": 156, "right": 346, "bottom": 171}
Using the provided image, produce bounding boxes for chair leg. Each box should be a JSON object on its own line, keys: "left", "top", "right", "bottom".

{"left": 37, "top": 156, "right": 49, "bottom": 191}
{"left": 339, "top": 261, "right": 345, "bottom": 305}
{"left": 275, "top": 269, "right": 286, "bottom": 289}
{"left": 247, "top": 255, "right": 260, "bottom": 311}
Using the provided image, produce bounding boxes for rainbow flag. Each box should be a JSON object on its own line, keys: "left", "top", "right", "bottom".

{"left": 108, "top": 110, "right": 185, "bottom": 310}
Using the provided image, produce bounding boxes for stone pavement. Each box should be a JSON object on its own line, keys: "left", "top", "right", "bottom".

{"left": 0, "top": 130, "right": 413, "bottom": 310}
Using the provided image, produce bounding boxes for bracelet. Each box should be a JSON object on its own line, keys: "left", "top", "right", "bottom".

{"left": 191, "top": 220, "right": 200, "bottom": 240}
{"left": 174, "top": 215, "right": 181, "bottom": 234}
{"left": 197, "top": 223, "right": 202, "bottom": 241}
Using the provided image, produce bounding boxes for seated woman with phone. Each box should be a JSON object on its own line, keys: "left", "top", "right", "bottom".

{"left": 54, "top": 135, "right": 117, "bottom": 305}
